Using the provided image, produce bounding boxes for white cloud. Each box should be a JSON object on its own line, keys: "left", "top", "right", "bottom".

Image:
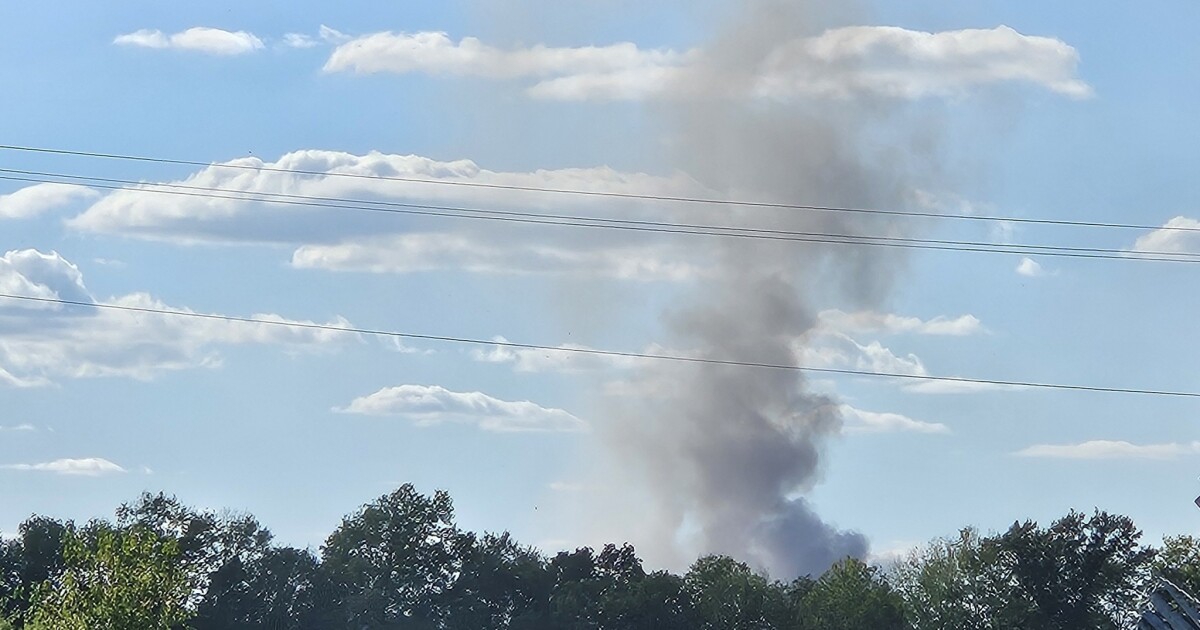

{"left": 471, "top": 336, "right": 642, "bottom": 372}
{"left": 795, "top": 332, "right": 1016, "bottom": 394}
{"left": 1016, "top": 257, "right": 1045, "bottom": 277}
{"left": 903, "top": 379, "right": 1024, "bottom": 394}
{"left": 69, "top": 149, "right": 711, "bottom": 281}
{"left": 323, "top": 26, "right": 1089, "bottom": 102}
{"left": 1015, "top": 440, "right": 1200, "bottom": 460}
{"left": 0, "top": 365, "right": 51, "bottom": 388}
{"left": 853, "top": 339, "right": 928, "bottom": 376}
{"left": 336, "top": 384, "right": 586, "bottom": 433}
{"left": 0, "top": 250, "right": 355, "bottom": 385}
{"left": 2, "top": 457, "right": 127, "bottom": 476}
{"left": 293, "top": 234, "right": 702, "bottom": 281}
{"left": 319, "top": 26, "right": 350, "bottom": 44}
{"left": 282, "top": 33, "right": 319, "bottom": 49}
{"left": 753, "top": 25, "right": 1092, "bottom": 100}
{"left": 817, "top": 309, "right": 984, "bottom": 336}
{"left": 795, "top": 333, "right": 925, "bottom": 375}
{"left": 0, "top": 183, "right": 97, "bottom": 220}
{"left": 114, "top": 27, "right": 264, "bottom": 56}
{"left": 0, "top": 423, "right": 36, "bottom": 432}
{"left": 324, "top": 31, "right": 691, "bottom": 83}
{"left": 1130, "top": 217, "right": 1200, "bottom": 255}
{"left": 840, "top": 404, "right": 949, "bottom": 435}
{"left": 0, "top": 249, "right": 91, "bottom": 306}
{"left": 283, "top": 25, "right": 368, "bottom": 49}
{"left": 69, "top": 150, "right": 707, "bottom": 242}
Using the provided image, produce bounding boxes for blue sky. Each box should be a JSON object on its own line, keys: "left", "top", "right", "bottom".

{"left": 1, "top": 0, "right": 1198, "bottom": 577}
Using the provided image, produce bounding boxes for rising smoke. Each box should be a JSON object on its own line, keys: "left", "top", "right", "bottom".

{"left": 595, "top": 0, "right": 941, "bottom": 579}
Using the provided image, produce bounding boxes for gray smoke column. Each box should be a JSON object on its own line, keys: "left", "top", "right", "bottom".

{"left": 598, "top": 0, "right": 940, "bottom": 579}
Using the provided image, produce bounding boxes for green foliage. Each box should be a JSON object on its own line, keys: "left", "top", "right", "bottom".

{"left": 892, "top": 528, "right": 998, "bottom": 630}
{"left": 990, "top": 510, "right": 1153, "bottom": 629}
{"left": 893, "top": 511, "right": 1154, "bottom": 630}
{"left": 440, "top": 533, "right": 549, "bottom": 629}
{"left": 23, "top": 524, "right": 193, "bottom": 630}
{"left": 799, "top": 557, "right": 907, "bottom": 630}
{"left": 685, "top": 555, "right": 789, "bottom": 629}
{"left": 320, "top": 484, "right": 466, "bottom": 628}
{"left": 0, "top": 487, "right": 1178, "bottom": 630}
{"left": 1155, "top": 535, "right": 1200, "bottom": 595}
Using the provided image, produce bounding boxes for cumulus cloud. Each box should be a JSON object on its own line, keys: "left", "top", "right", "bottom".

{"left": 336, "top": 384, "right": 586, "bottom": 433}
{"left": 292, "top": 234, "right": 702, "bottom": 281}
{"left": 0, "top": 250, "right": 354, "bottom": 385}
{"left": 817, "top": 309, "right": 983, "bottom": 336}
{"left": 114, "top": 27, "right": 264, "bottom": 55}
{"left": 0, "top": 249, "right": 92, "bottom": 306}
{"left": 0, "top": 183, "right": 97, "bottom": 220}
{"left": 323, "top": 31, "right": 687, "bottom": 101}
{"left": 1130, "top": 217, "right": 1200, "bottom": 255}
{"left": 753, "top": 25, "right": 1091, "bottom": 100}
{"left": 68, "top": 149, "right": 713, "bottom": 280}
{"left": 1015, "top": 440, "right": 1200, "bottom": 460}
{"left": 69, "top": 150, "right": 707, "bottom": 242}
{"left": 323, "top": 26, "right": 1089, "bottom": 101}
{"left": 1016, "top": 257, "right": 1045, "bottom": 277}
{"left": 2, "top": 457, "right": 127, "bottom": 476}
{"left": 795, "top": 332, "right": 1017, "bottom": 394}
{"left": 471, "top": 336, "right": 642, "bottom": 372}
{"left": 839, "top": 404, "right": 949, "bottom": 435}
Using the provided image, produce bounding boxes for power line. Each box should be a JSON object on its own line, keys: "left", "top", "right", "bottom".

{"left": 2, "top": 143, "right": 1197, "bottom": 235}
{"left": 2, "top": 291, "right": 1198, "bottom": 399}
{"left": 1, "top": 171, "right": 1195, "bottom": 264}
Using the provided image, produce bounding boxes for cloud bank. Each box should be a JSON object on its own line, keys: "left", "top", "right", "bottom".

{"left": 0, "top": 249, "right": 354, "bottom": 385}
{"left": 68, "top": 149, "right": 713, "bottom": 280}
{"left": 324, "top": 26, "right": 1090, "bottom": 102}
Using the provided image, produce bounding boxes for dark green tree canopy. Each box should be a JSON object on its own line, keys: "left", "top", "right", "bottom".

{"left": 0, "top": 488, "right": 1180, "bottom": 630}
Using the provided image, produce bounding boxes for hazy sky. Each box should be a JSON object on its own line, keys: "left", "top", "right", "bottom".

{"left": 1, "top": 0, "right": 1198, "bottom": 576}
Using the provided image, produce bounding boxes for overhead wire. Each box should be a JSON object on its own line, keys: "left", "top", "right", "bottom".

{"left": 0, "top": 169, "right": 1194, "bottom": 264}
{"left": 2, "top": 292, "right": 1198, "bottom": 399}
{"left": 2, "top": 143, "right": 1198, "bottom": 234}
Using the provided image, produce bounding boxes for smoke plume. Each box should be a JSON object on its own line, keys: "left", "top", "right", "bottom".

{"left": 595, "top": 0, "right": 941, "bottom": 579}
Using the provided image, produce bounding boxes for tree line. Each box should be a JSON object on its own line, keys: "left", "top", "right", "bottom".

{"left": 1, "top": 484, "right": 1196, "bottom": 629}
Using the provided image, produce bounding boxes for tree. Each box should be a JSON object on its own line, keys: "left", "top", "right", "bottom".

{"left": 598, "top": 569, "right": 698, "bottom": 630}
{"left": 799, "top": 557, "right": 908, "bottom": 630}
{"left": 891, "top": 529, "right": 998, "bottom": 630}
{"left": 1155, "top": 535, "right": 1200, "bottom": 595}
{"left": 23, "top": 524, "right": 193, "bottom": 630}
{"left": 441, "top": 532, "right": 550, "bottom": 630}
{"left": 684, "top": 555, "right": 789, "bottom": 629}
{"left": 987, "top": 510, "right": 1154, "bottom": 629}
{"left": 320, "top": 484, "right": 466, "bottom": 628}
{"left": 192, "top": 546, "right": 338, "bottom": 630}
{"left": 0, "top": 538, "right": 23, "bottom": 623}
